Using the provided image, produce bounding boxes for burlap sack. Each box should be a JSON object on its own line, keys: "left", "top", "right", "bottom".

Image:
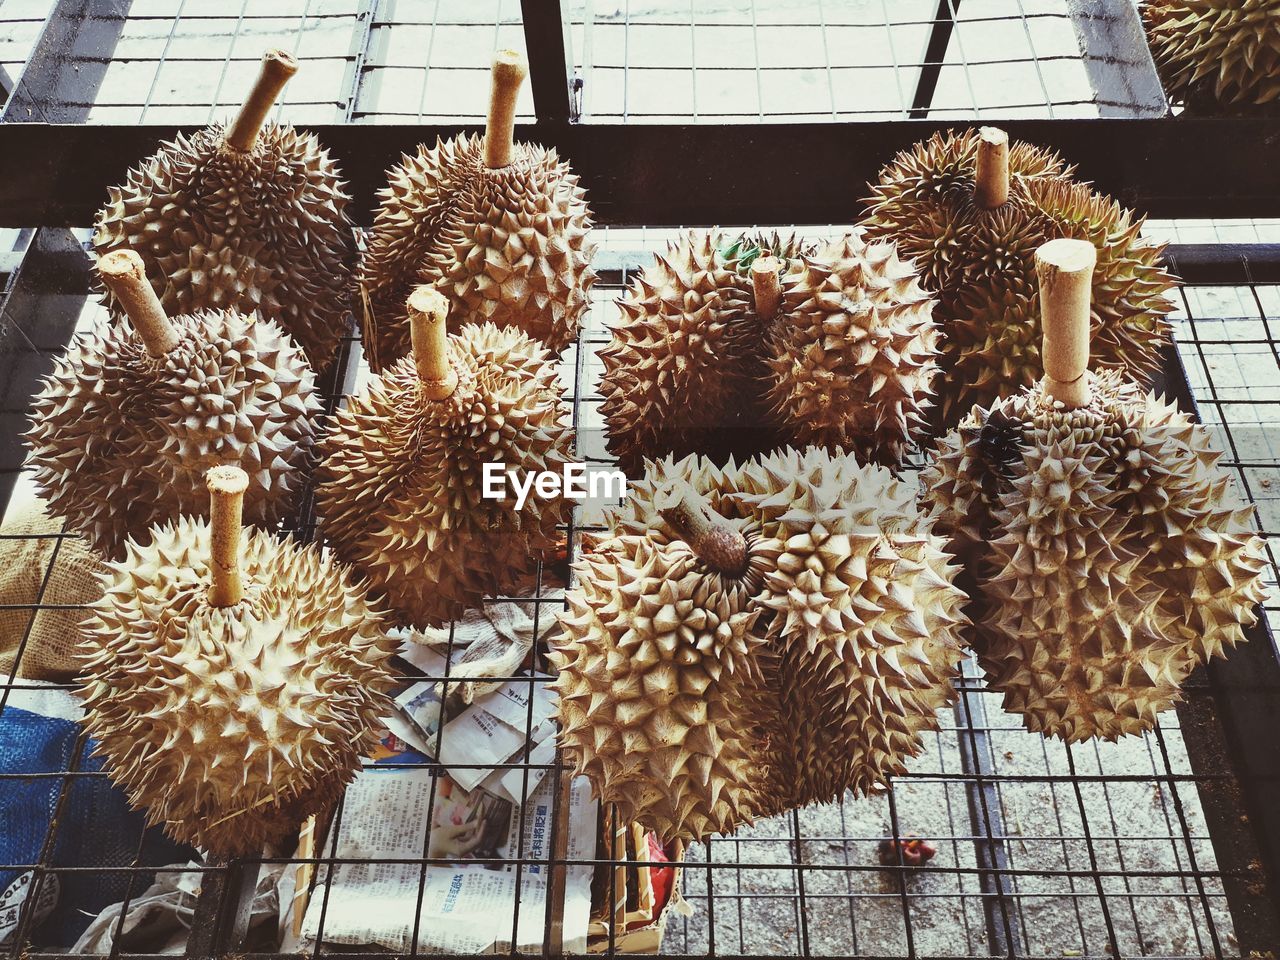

{"left": 0, "top": 498, "right": 104, "bottom": 680}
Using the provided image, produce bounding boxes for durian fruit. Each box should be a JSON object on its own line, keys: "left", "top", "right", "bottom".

{"left": 598, "top": 230, "right": 940, "bottom": 473}
{"left": 26, "top": 250, "right": 320, "bottom": 561}
{"left": 315, "top": 286, "right": 575, "bottom": 628}
{"left": 359, "top": 50, "right": 596, "bottom": 369}
{"left": 78, "top": 466, "right": 397, "bottom": 857}
{"left": 1143, "top": 0, "right": 1280, "bottom": 112}
{"left": 860, "top": 127, "right": 1176, "bottom": 430}
{"left": 922, "top": 239, "right": 1267, "bottom": 742}
{"left": 550, "top": 447, "right": 969, "bottom": 842}
{"left": 94, "top": 50, "right": 354, "bottom": 369}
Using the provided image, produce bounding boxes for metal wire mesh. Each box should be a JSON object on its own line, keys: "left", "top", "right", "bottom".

{"left": 0, "top": 224, "right": 1275, "bottom": 958}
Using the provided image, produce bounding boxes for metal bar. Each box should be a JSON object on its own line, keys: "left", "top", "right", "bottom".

{"left": 908, "top": 0, "right": 960, "bottom": 119}
{"left": 1, "top": 0, "right": 134, "bottom": 124}
{"left": 520, "top": 0, "right": 576, "bottom": 124}
{"left": 340, "top": 0, "right": 380, "bottom": 123}
{"left": 1065, "top": 0, "right": 1168, "bottom": 117}
{"left": 184, "top": 858, "right": 260, "bottom": 959}
{"left": 4, "top": 117, "right": 1280, "bottom": 228}
{"left": 952, "top": 659, "right": 1023, "bottom": 957}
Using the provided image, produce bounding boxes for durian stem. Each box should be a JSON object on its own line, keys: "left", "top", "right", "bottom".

{"left": 97, "top": 250, "right": 180, "bottom": 357}
{"left": 1036, "top": 238, "right": 1097, "bottom": 408}
{"left": 751, "top": 256, "right": 782, "bottom": 322}
{"left": 655, "top": 482, "right": 749, "bottom": 577}
{"left": 974, "top": 126, "right": 1010, "bottom": 209}
{"left": 408, "top": 286, "right": 458, "bottom": 400}
{"left": 225, "top": 49, "right": 299, "bottom": 152}
{"left": 207, "top": 465, "right": 249, "bottom": 607}
{"left": 484, "top": 49, "right": 528, "bottom": 169}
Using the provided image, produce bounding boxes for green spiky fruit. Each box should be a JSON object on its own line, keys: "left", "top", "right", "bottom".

{"left": 1143, "top": 0, "right": 1280, "bottom": 111}
{"left": 922, "top": 370, "right": 1267, "bottom": 742}
{"left": 860, "top": 130, "right": 1175, "bottom": 429}
{"left": 94, "top": 124, "right": 355, "bottom": 370}
{"left": 359, "top": 134, "right": 596, "bottom": 370}
{"left": 550, "top": 448, "right": 969, "bottom": 842}
{"left": 79, "top": 517, "right": 397, "bottom": 857}
{"left": 598, "top": 231, "right": 941, "bottom": 473}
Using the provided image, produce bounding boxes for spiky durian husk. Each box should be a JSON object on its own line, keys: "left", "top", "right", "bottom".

{"left": 598, "top": 232, "right": 939, "bottom": 473}
{"left": 860, "top": 130, "right": 1175, "bottom": 429}
{"left": 359, "top": 134, "right": 596, "bottom": 369}
{"left": 922, "top": 370, "right": 1268, "bottom": 742}
{"left": 26, "top": 311, "right": 320, "bottom": 561}
{"left": 1143, "top": 0, "right": 1280, "bottom": 111}
{"left": 315, "top": 322, "right": 575, "bottom": 627}
{"left": 79, "top": 517, "right": 397, "bottom": 857}
{"left": 551, "top": 448, "right": 969, "bottom": 842}
{"left": 94, "top": 123, "right": 354, "bottom": 369}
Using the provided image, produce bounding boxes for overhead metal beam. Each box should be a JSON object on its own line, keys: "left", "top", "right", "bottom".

{"left": 1066, "top": 0, "right": 1168, "bottom": 118}
{"left": 2, "top": 117, "right": 1279, "bottom": 228}
{"left": 521, "top": 0, "right": 577, "bottom": 124}
{"left": 908, "top": 0, "right": 960, "bottom": 119}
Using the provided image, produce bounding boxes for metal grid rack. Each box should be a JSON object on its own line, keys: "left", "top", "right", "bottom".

{"left": 1, "top": 1, "right": 1279, "bottom": 959}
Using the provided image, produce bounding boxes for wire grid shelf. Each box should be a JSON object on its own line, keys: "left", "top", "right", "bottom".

{"left": 0, "top": 0, "right": 1157, "bottom": 125}
{"left": 0, "top": 224, "right": 1276, "bottom": 958}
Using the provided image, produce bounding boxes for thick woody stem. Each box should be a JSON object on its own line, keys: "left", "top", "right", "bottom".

{"left": 484, "top": 49, "right": 528, "bottom": 169}
{"left": 408, "top": 286, "right": 458, "bottom": 400}
{"left": 225, "top": 49, "right": 299, "bottom": 152}
{"left": 974, "top": 126, "right": 1010, "bottom": 209}
{"left": 655, "top": 482, "right": 749, "bottom": 577}
{"left": 751, "top": 256, "right": 782, "bottom": 321}
{"left": 1036, "top": 238, "right": 1097, "bottom": 408}
{"left": 207, "top": 465, "right": 249, "bottom": 607}
{"left": 97, "top": 250, "right": 180, "bottom": 357}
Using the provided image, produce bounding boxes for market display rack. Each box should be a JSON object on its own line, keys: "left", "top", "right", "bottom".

{"left": 0, "top": 2, "right": 1278, "bottom": 959}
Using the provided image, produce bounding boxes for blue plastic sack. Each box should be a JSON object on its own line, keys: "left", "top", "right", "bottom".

{"left": 0, "top": 681, "right": 194, "bottom": 948}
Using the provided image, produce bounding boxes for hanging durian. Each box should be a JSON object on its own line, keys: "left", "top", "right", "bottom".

{"left": 1143, "top": 0, "right": 1280, "bottom": 112}
{"left": 859, "top": 127, "right": 1176, "bottom": 430}
{"left": 26, "top": 250, "right": 320, "bottom": 561}
{"left": 94, "top": 49, "right": 354, "bottom": 369}
{"left": 598, "top": 231, "right": 940, "bottom": 473}
{"left": 550, "top": 447, "right": 969, "bottom": 842}
{"left": 315, "top": 286, "right": 575, "bottom": 628}
{"left": 359, "top": 49, "right": 596, "bottom": 370}
{"left": 79, "top": 466, "right": 397, "bottom": 857}
{"left": 922, "top": 239, "right": 1267, "bottom": 742}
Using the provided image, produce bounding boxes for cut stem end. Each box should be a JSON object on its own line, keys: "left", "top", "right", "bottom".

{"left": 207, "top": 465, "right": 249, "bottom": 607}
{"left": 1036, "top": 237, "right": 1098, "bottom": 408}
{"left": 97, "top": 250, "right": 180, "bottom": 357}
{"left": 656, "top": 483, "right": 749, "bottom": 577}
{"left": 751, "top": 256, "right": 782, "bottom": 322}
{"left": 226, "top": 49, "right": 299, "bottom": 152}
{"left": 484, "top": 49, "right": 528, "bottom": 169}
{"left": 408, "top": 286, "right": 457, "bottom": 400}
{"left": 975, "top": 126, "right": 1010, "bottom": 209}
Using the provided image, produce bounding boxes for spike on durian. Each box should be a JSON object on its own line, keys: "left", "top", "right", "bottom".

{"left": 1142, "top": 0, "right": 1280, "bottom": 112}
{"left": 26, "top": 252, "right": 320, "bottom": 561}
{"left": 921, "top": 240, "right": 1267, "bottom": 743}
{"left": 78, "top": 466, "right": 397, "bottom": 857}
{"left": 550, "top": 448, "right": 970, "bottom": 843}
{"left": 860, "top": 128, "right": 1176, "bottom": 429}
{"left": 315, "top": 285, "right": 576, "bottom": 628}
{"left": 598, "top": 231, "right": 940, "bottom": 473}
{"left": 94, "top": 49, "right": 355, "bottom": 368}
{"left": 359, "top": 50, "right": 596, "bottom": 368}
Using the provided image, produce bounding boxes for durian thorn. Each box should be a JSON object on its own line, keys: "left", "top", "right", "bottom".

{"left": 1036, "top": 238, "right": 1096, "bottom": 408}
{"left": 408, "top": 286, "right": 458, "bottom": 400}
{"left": 484, "top": 49, "right": 528, "bottom": 169}
{"left": 207, "top": 465, "right": 249, "bottom": 607}
{"left": 655, "top": 482, "right": 750, "bottom": 578}
{"left": 974, "top": 126, "right": 1009, "bottom": 209}
{"left": 226, "top": 48, "right": 299, "bottom": 152}
{"left": 97, "top": 250, "right": 179, "bottom": 357}
{"left": 751, "top": 255, "right": 782, "bottom": 322}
